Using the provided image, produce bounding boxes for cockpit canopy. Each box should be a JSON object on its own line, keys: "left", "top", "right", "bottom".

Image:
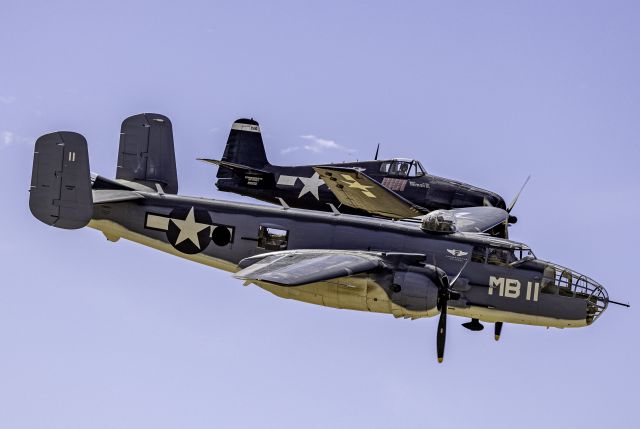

{"left": 421, "top": 210, "right": 457, "bottom": 233}
{"left": 379, "top": 159, "right": 426, "bottom": 178}
{"left": 471, "top": 242, "right": 535, "bottom": 266}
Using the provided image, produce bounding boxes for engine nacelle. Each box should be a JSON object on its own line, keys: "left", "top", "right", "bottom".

{"left": 389, "top": 270, "right": 439, "bottom": 312}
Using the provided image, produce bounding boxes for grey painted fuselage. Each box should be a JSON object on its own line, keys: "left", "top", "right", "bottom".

{"left": 89, "top": 192, "right": 604, "bottom": 328}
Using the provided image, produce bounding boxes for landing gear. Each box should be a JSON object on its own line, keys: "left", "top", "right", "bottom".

{"left": 461, "top": 319, "right": 504, "bottom": 341}
{"left": 461, "top": 318, "right": 484, "bottom": 331}
{"left": 494, "top": 322, "right": 503, "bottom": 341}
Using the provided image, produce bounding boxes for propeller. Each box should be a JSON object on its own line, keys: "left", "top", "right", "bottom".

{"left": 501, "top": 175, "right": 530, "bottom": 238}
{"left": 507, "top": 174, "right": 531, "bottom": 213}
{"left": 374, "top": 143, "right": 380, "bottom": 160}
{"left": 433, "top": 259, "right": 469, "bottom": 363}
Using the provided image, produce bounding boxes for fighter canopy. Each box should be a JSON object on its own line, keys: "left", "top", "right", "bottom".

{"left": 378, "top": 159, "right": 426, "bottom": 177}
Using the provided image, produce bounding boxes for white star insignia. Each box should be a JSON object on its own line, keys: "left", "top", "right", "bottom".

{"left": 297, "top": 172, "right": 325, "bottom": 200}
{"left": 171, "top": 207, "right": 210, "bottom": 249}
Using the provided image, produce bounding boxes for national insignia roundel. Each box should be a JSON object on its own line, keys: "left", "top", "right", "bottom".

{"left": 165, "top": 206, "right": 213, "bottom": 254}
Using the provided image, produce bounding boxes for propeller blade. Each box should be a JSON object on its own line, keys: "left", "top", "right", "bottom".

{"left": 374, "top": 143, "right": 380, "bottom": 160}
{"left": 494, "top": 321, "right": 503, "bottom": 341}
{"left": 437, "top": 302, "right": 447, "bottom": 363}
{"left": 449, "top": 258, "right": 470, "bottom": 288}
{"left": 507, "top": 174, "right": 531, "bottom": 213}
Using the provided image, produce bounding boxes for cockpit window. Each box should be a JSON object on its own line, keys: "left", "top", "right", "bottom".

{"left": 379, "top": 160, "right": 427, "bottom": 177}
{"left": 390, "top": 160, "right": 412, "bottom": 176}
{"left": 513, "top": 248, "right": 535, "bottom": 262}
{"left": 380, "top": 160, "right": 425, "bottom": 178}
{"left": 487, "top": 248, "right": 515, "bottom": 266}
{"left": 471, "top": 246, "right": 487, "bottom": 263}
{"left": 485, "top": 245, "right": 536, "bottom": 266}
{"left": 413, "top": 161, "right": 426, "bottom": 176}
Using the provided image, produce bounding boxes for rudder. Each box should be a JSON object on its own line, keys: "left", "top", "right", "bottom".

{"left": 218, "top": 118, "right": 269, "bottom": 178}
{"left": 29, "top": 132, "right": 93, "bottom": 229}
{"left": 116, "top": 113, "right": 178, "bottom": 193}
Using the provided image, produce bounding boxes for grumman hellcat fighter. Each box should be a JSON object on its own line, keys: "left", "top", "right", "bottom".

{"left": 200, "top": 118, "right": 518, "bottom": 234}
{"left": 29, "top": 113, "right": 627, "bottom": 363}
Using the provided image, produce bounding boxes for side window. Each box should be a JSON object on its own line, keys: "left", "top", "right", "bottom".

{"left": 471, "top": 246, "right": 486, "bottom": 263}
{"left": 487, "top": 248, "right": 516, "bottom": 266}
{"left": 379, "top": 162, "right": 391, "bottom": 174}
{"left": 258, "top": 226, "right": 289, "bottom": 251}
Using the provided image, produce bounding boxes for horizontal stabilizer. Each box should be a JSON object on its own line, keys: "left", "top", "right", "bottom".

{"left": 29, "top": 132, "right": 93, "bottom": 229}
{"left": 198, "top": 158, "right": 271, "bottom": 175}
{"left": 92, "top": 189, "right": 144, "bottom": 204}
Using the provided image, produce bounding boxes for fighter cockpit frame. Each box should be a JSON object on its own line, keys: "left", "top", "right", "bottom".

{"left": 378, "top": 158, "right": 426, "bottom": 178}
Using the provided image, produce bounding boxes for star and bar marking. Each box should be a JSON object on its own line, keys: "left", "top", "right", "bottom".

{"left": 145, "top": 206, "right": 234, "bottom": 254}
{"left": 276, "top": 173, "right": 326, "bottom": 200}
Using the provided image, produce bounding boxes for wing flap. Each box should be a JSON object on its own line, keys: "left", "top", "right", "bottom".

{"left": 313, "top": 166, "right": 426, "bottom": 219}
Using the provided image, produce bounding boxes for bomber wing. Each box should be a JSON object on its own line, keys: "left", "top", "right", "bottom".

{"left": 234, "top": 249, "right": 425, "bottom": 286}
{"left": 313, "top": 166, "right": 426, "bottom": 219}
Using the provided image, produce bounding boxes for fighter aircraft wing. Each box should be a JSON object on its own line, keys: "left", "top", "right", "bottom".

{"left": 234, "top": 249, "right": 425, "bottom": 286}
{"left": 314, "top": 166, "right": 508, "bottom": 234}
{"left": 313, "top": 166, "right": 426, "bottom": 219}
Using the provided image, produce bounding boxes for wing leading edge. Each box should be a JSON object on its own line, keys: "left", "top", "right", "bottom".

{"left": 235, "top": 250, "right": 425, "bottom": 286}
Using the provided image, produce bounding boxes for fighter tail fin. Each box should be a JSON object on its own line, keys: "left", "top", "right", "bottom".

{"left": 217, "top": 118, "right": 269, "bottom": 179}
{"left": 29, "top": 132, "right": 93, "bottom": 229}
{"left": 116, "top": 113, "right": 178, "bottom": 194}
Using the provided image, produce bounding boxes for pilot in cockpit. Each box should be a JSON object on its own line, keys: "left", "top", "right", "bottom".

{"left": 390, "top": 161, "right": 410, "bottom": 176}
{"left": 398, "top": 162, "right": 409, "bottom": 176}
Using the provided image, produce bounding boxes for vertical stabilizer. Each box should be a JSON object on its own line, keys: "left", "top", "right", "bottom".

{"left": 116, "top": 113, "right": 178, "bottom": 193}
{"left": 29, "top": 132, "right": 93, "bottom": 229}
{"left": 218, "top": 118, "right": 269, "bottom": 178}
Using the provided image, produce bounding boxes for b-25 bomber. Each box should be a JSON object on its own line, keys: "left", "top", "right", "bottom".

{"left": 29, "top": 113, "right": 627, "bottom": 363}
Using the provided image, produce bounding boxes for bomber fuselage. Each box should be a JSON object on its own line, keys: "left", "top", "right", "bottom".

{"left": 89, "top": 192, "right": 605, "bottom": 328}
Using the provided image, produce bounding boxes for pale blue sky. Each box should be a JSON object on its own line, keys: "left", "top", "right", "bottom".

{"left": 1, "top": 1, "right": 638, "bottom": 428}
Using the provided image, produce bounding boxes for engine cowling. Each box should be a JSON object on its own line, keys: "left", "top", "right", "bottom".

{"left": 389, "top": 270, "right": 439, "bottom": 312}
